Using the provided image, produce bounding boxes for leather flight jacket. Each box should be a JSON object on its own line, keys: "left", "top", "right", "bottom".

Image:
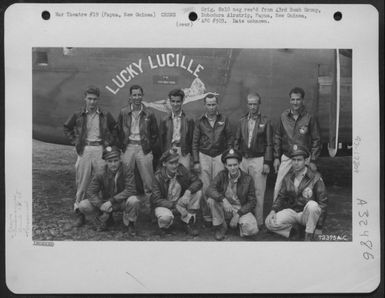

{"left": 116, "top": 104, "right": 159, "bottom": 154}
{"left": 87, "top": 163, "right": 137, "bottom": 210}
{"left": 272, "top": 167, "right": 328, "bottom": 229}
{"left": 150, "top": 164, "right": 203, "bottom": 210}
{"left": 192, "top": 113, "right": 234, "bottom": 163}
{"left": 273, "top": 107, "right": 321, "bottom": 161}
{"left": 206, "top": 169, "right": 256, "bottom": 216}
{"left": 159, "top": 111, "right": 194, "bottom": 155}
{"left": 63, "top": 107, "right": 116, "bottom": 155}
{"left": 234, "top": 113, "right": 273, "bottom": 163}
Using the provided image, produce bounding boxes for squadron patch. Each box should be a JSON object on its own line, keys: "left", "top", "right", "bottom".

{"left": 302, "top": 187, "right": 313, "bottom": 199}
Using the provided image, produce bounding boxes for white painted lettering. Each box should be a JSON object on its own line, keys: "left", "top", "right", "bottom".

{"left": 166, "top": 53, "right": 175, "bottom": 67}
{"left": 120, "top": 69, "right": 131, "bottom": 82}
{"left": 133, "top": 59, "right": 143, "bottom": 73}
{"left": 156, "top": 54, "right": 166, "bottom": 67}
{"left": 148, "top": 56, "right": 158, "bottom": 69}
{"left": 126, "top": 64, "right": 139, "bottom": 77}
{"left": 180, "top": 55, "right": 187, "bottom": 69}
{"left": 105, "top": 85, "right": 119, "bottom": 95}
{"left": 193, "top": 64, "right": 204, "bottom": 78}
{"left": 112, "top": 76, "right": 125, "bottom": 88}
{"left": 186, "top": 58, "right": 194, "bottom": 74}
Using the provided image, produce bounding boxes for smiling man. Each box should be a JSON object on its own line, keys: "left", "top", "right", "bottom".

{"left": 78, "top": 146, "right": 140, "bottom": 235}
{"left": 272, "top": 87, "right": 321, "bottom": 201}
{"left": 63, "top": 86, "right": 116, "bottom": 227}
{"left": 159, "top": 89, "right": 194, "bottom": 170}
{"left": 265, "top": 145, "right": 328, "bottom": 241}
{"left": 206, "top": 148, "right": 258, "bottom": 241}
{"left": 151, "top": 148, "right": 203, "bottom": 236}
{"left": 116, "top": 84, "right": 159, "bottom": 204}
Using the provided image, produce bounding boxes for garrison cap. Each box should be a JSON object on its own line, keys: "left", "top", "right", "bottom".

{"left": 160, "top": 148, "right": 180, "bottom": 164}
{"left": 102, "top": 146, "right": 121, "bottom": 160}
{"left": 221, "top": 148, "right": 242, "bottom": 163}
{"left": 84, "top": 85, "right": 100, "bottom": 97}
{"left": 289, "top": 144, "right": 310, "bottom": 159}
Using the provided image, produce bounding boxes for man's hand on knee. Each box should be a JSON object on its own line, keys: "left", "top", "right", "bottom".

{"left": 267, "top": 210, "right": 277, "bottom": 224}
{"left": 100, "top": 201, "right": 113, "bottom": 213}
{"left": 222, "top": 199, "right": 234, "bottom": 217}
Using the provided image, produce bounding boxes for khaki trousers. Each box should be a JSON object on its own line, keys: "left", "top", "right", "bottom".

{"left": 174, "top": 147, "right": 191, "bottom": 171}
{"left": 154, "top": 190, "right": 202, "bottom": 228}
{"left": 78, "top": 196, "right": 140, "bottom": 224}
{"left": 265, "top": 200, "right": 321, "bottom": 238}
{"left": 240, "top": 156, "right": 267, "bottom": 226}
{"left": 199, "top": 152, "right": 224, "bottom": 222}
{"left": 74, "top": 145, "right": 104, "bottom": 210}
{"left": 122, "top": 144, "right": 154, "bottom": 200}
{"left": 207, "top": 198, "right": 259, "bottom": 237}
{"left": 273, "top": 154, "right": 292, "bottom": 201}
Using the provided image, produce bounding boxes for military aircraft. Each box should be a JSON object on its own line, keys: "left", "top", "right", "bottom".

{"left": 32, "top": 47, "right": 352, "bottom": 156}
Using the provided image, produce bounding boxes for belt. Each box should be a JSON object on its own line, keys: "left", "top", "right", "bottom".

{"left": 85, "top": 141, "right": 102, "bottom": 146}
{"left": 128, "top": 140, "right": 141, "bottom": 145}
{"left": 244, "top": 153, "right": 264, "bottom": 159}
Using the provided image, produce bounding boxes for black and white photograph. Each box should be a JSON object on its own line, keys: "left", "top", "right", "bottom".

{"left": 4, "top": 3, "right": 381, "bottom": 294}
{"left": 32, "top": 47, "right": 353, "bottom": 242}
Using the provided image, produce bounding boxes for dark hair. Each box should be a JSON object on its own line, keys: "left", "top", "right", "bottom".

{"left": 130, "top": 85, "right": 144, "bottom": 95}
{"left": 289, "top": 87, "right": 305, "bottom": 98}
{"left": 247, "top": 92, "right": 262, "bottom": 103}
{"left": 84, "top": 85, "right": 100, "bottom": 97}
{"left": 168, "top": 89, "right": 185, "bottom": 101}
{"left": 204, "top": 93, "right": 218, "bottom": 103}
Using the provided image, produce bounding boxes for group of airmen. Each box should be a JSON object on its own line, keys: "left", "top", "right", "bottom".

{"left": 63, "top": 84, "right": 328, "bottom": 241}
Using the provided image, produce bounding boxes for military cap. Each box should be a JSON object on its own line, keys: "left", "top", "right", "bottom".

{"left": 160, "top": 148, "right": 180, "bottom": 164}
{"left": 102, "top": 146, "right": 121, "bottom": 160}
{"left": 84, "top": 85, "right": 100, "bottom": 97}
{"left": 289, "top": 144, "right": 310, "bottom": 158}
{"left": 221, "top": 148, "right": 242, "bottom": 163}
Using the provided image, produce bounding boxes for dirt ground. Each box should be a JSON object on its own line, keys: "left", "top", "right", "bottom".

{"left": 32, "top": 140, "right": 352, "bottom": 242}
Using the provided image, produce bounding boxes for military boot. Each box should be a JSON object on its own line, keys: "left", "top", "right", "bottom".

{"left": 127, "top": 221, "right": 137, "bottom": 237}
{"left": 73, "top": 210, "right": 85, "bottom": 228}
{"left": 186, "top": 217, "right": 199, "bottom": 236}
{"left": 214, "top": 222, "right": 228, "bottom": 241}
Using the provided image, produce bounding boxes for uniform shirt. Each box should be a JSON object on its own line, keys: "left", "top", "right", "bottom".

{"left": 291, "top": 111, "right": 299, "bottom": 121}
{"left": 129, "top": 105, "right": 142, "bottom": 141}
{"left": 247, "top": 113, "right": 258, "bottom": 148}
{"left": 294, "top": 167, "right": 307, "bottom": 193}
{"left": 171, "top": 111, "right": 182, "bottom": 144}
{"left": 167, "top": 173, "right": 182, "bottom": 202}
{"left": 86, "top": 109, "right": 101, "bottom": 142}
{"left": 225, "top": 170, "right": 241, "bottom": 207}
{"left": 206, "top": 113, "right": 217, "bottom": 128}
